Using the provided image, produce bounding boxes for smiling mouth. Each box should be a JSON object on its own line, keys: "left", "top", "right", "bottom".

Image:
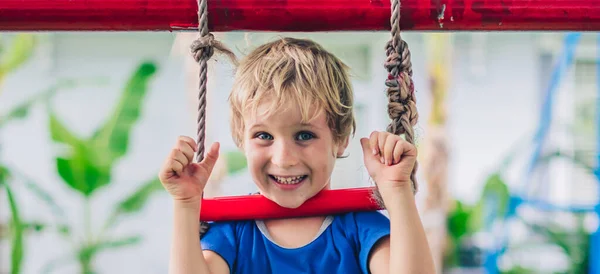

{"left": 269, "top": 175, "right": 308, "bottom": 185}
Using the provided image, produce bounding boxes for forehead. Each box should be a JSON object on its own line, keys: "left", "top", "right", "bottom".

{"left": 244, "top": 100, "right": 328, "bottom": 129}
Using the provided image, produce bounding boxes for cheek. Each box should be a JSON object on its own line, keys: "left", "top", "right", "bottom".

{"left": 306, "top": 143, "right": 337, "bottom": 174}
{"left": 245, "top": 144, "right": 268, "bottom": 168}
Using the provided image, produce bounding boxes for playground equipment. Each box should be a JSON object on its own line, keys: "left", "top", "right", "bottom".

{"left": 2, "top": 0, "right": 600, "bottom": 272}
{"left": 1, "top": 0, "right": 600, "bottom": 32}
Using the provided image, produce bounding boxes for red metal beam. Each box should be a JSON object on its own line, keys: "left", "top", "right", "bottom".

{"left": 1, "top": 0, "right": 599, "bottom": 32}
{"left": 200, "top": 187, "right": 383, "bottom": 221}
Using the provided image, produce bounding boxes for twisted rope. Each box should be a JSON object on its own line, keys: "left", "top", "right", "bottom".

{"left": 374, "top": 0, "right": 419, "bottom": 207}
{"left": 191, "top": 0, "right": 237, "bottom": 163}
{"left": 191, "top": 0, "right": 236, "bottom": 237}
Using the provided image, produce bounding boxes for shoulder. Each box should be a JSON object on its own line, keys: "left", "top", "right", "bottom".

{"left": 334, "top": 210, "right": 390, "bottom": 230}
{"left": 201, "top": 220, "right": 259, "bottom": 246}
{"left": 332, "top": 211, "right": 390, "bottom": 274}
{"left": 200, "top": 220, "right": 258, "bottom": 272}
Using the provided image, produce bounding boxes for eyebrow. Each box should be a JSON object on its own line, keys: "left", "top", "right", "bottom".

{"left": 248, "top": 122, "right": 321, "bottom": 130}
{"left": 248, "top": 123, "right": 264, "bottom": 130}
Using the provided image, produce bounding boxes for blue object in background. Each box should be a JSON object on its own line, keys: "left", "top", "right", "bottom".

{"left": 483, "top": 32, "right": 600, "bottom": 274}
{"left": 589, "top": 32, "right": 600, "bottom": 274}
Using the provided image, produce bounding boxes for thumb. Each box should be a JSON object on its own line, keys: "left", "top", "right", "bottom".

{"left": 196, "top": 142, "right": 220, "bottom": 176}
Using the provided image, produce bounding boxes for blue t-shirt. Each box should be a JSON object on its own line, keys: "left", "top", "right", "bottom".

{"left": 200, "top": 211, "right": 390, "bottom": 274}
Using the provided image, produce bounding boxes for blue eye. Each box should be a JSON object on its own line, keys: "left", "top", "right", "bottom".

{"left": 256, "top": 132, "right": 273, "bottom": 140}
{"left": 297, "top": 131, "right": 315, "bottom": 141}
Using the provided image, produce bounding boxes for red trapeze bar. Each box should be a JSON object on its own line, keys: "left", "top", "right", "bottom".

{"left": 1, "top": 0, "right": 600, "bottom": 32}
{"left": 200, "top": 187, "right": 383, "bottom": 221}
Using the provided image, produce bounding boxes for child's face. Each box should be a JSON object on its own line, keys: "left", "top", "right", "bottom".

{"left": 242, "top": 101, "right": 347, "bottom": 209}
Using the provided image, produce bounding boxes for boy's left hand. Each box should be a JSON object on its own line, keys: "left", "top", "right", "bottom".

{"left": 360, "top": 131, "right": 416, "bottom": 192}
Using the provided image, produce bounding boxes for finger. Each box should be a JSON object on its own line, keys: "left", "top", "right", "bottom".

{"left": 377, "top": 132, "right": 387, "bottom": 164}
{"left": 369, "top": 131, "right": 379, "bottom": 156}
{"left": 392, "top": 140, "right": 406, "bottom": 165}
{"left": 170, "top": 148, "right": 189, "bottom": 171}
{"left": 393, "top": 141, "right": 417, "bottom": 164}
{"left": 199, "top": 142, "right": 220, "bottom": 176}
{"left": 177, "top": 135, "right": 197, "bottom": 152}
{"left": 177, "top": 138, "right": 196, "bottom": 162}
{"left": 360, "top": 137, "right": 372, "bottom": 158}
{"left": 383, "top": 135, "right": 397, "bottom": 165}
{"left": 405, "top": 141, "right": 418, "bottom": 159}
{"left": 167, "top": 158, "right": 184, "bottom": 176}
{"left": 360, "top": 138, "right": 379, "bottom": 166}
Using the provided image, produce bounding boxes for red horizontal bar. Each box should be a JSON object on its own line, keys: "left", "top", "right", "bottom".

{"left": 1, "top": 0, "right": 600, "bottom": 32}
{"left": 200, "top": 187, "right": 383, "bottom": 221}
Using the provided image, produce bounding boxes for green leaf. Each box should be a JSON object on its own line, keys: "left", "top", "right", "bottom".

{"left": 48, "top": 111, "right": 81, "bottom": 146}
{"left": 4, "top": 183, "right": 24, "bottom": 274}
{"left": 1, "top": 168, "right": 68, "bottom": 240}
{"left": 40, "top": 253, "right": 74, "bottom": 274}
{"left": 0, "top": 78, "right": 95, "bottom": 128}
{"left": 6, "top": 166, "right": 70, "bottom": 233}
{"left": 115, "top": 177, "right": 163, "bottom": 215}
{"left": 46, "top": 63, "right": 157, "bottom": 198}
{"left": 45, "top": 81, "right": 115, "bottom": 197}
{"left": 56, "top": 151, "right": 111, "bottom": 197}
{"left": 10, "top": 105, "right": 28, "bottom": 119}
{"left": 79, "top": 236, "right": 142, "bottom": 265}
{"left": 469, "top": 173, "right": 510, "bottom": 232}
{"left": 20, "top": 174, "right": 68, "bottom": 224}
{"left": 0, "top": 99, "right": 34, "bottom": 128}
{"left": 446, "top": 200, "right": 474, "bottom": 241}
{"left": 0, "top": 34, "right": 36, "bottom": 75}
{"left": 0, "top": 165, "right": 10, "bottom": 182}
{"left": 103, "top": 177, "right": 163, "bottom": 229}
{"left": 50, "top": 110, "right": 112, "bottom": 196}
{"left": 13, "top": 221, "right": 47, "bottom": 234}
{"left": 96, "top": 235, "right": 142, "bottom": 249}
{"left": 0, "top": 167, "right": 24, "bottom": 274}
{"left": 482, "top": 174, "right": 510, "bottom": 216}
{"left": 91, "top": 62, "right": 157, "bottom": 161}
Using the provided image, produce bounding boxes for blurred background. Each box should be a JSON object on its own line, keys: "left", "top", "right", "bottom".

{"left": 0, "top": 31, "right": 598, "bottom": 273}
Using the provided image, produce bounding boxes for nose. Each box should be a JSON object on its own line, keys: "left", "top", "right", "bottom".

{"left": 271, "top": 139, "right": 299, "bottom": 168}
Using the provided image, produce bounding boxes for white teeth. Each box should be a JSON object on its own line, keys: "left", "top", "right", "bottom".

{"left": 272, "top": 175, "right": 305, "bottom": 184}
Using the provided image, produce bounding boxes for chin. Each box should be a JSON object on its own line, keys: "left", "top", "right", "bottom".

{"left": 269, "top": 195, "right": 308, "bottom": 209}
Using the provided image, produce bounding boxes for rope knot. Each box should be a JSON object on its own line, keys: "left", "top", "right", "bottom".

{"left": 190, "top": 33, "right": 238, "bottom": 66}
{"left": 379, "top": 0, "right": 420, "bottom": 198}
{"left": 191, "top": 33, "right": 216, "bottom": 63}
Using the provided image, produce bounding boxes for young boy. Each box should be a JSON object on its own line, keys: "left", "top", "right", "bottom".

{"left": 159, "top": 37, "right": 435, "bottom": 274}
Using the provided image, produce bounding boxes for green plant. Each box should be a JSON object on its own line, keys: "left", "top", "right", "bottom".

{"left": 1, "top": 76, "right": 109, "bottom": 274}
{"left": 444, "top": 173, "right": 510, "bottom": 268}
{"left": 443, "top": 147, "right": 594, "bottom": 273}
{"left": 38, "top": 61, "right": 164, "bottom": 274}
{"left": 443, "top": 138, "right": 522, "bottom": 269}
{"left": 0, "top": 33, "right": 36, "bottom": 91}
{"left": 0, "top": 33, "right": 60, "bottom": 274}
{"left": 0, "top": 166, "right": 24, "bottom": 274}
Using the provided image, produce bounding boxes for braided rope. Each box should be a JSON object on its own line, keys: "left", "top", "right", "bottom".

{"left": 191, "top": 0, "right": 237, "bottom": 237}
{"left": 374, "top": 0, "right": 419, "bottom": 207}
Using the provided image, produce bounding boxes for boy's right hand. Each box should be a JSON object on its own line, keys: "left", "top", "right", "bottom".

{"left": 158, "top": 136, "right": 220, "bottom": 204}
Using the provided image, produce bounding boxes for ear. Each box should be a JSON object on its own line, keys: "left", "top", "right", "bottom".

{"left": 336, "top": 136, "right": 350, "bottom": 157}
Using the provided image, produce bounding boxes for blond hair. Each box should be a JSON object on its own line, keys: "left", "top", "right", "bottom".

{"left": 229, "top": 37, "right": 356, "bottom": 147}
